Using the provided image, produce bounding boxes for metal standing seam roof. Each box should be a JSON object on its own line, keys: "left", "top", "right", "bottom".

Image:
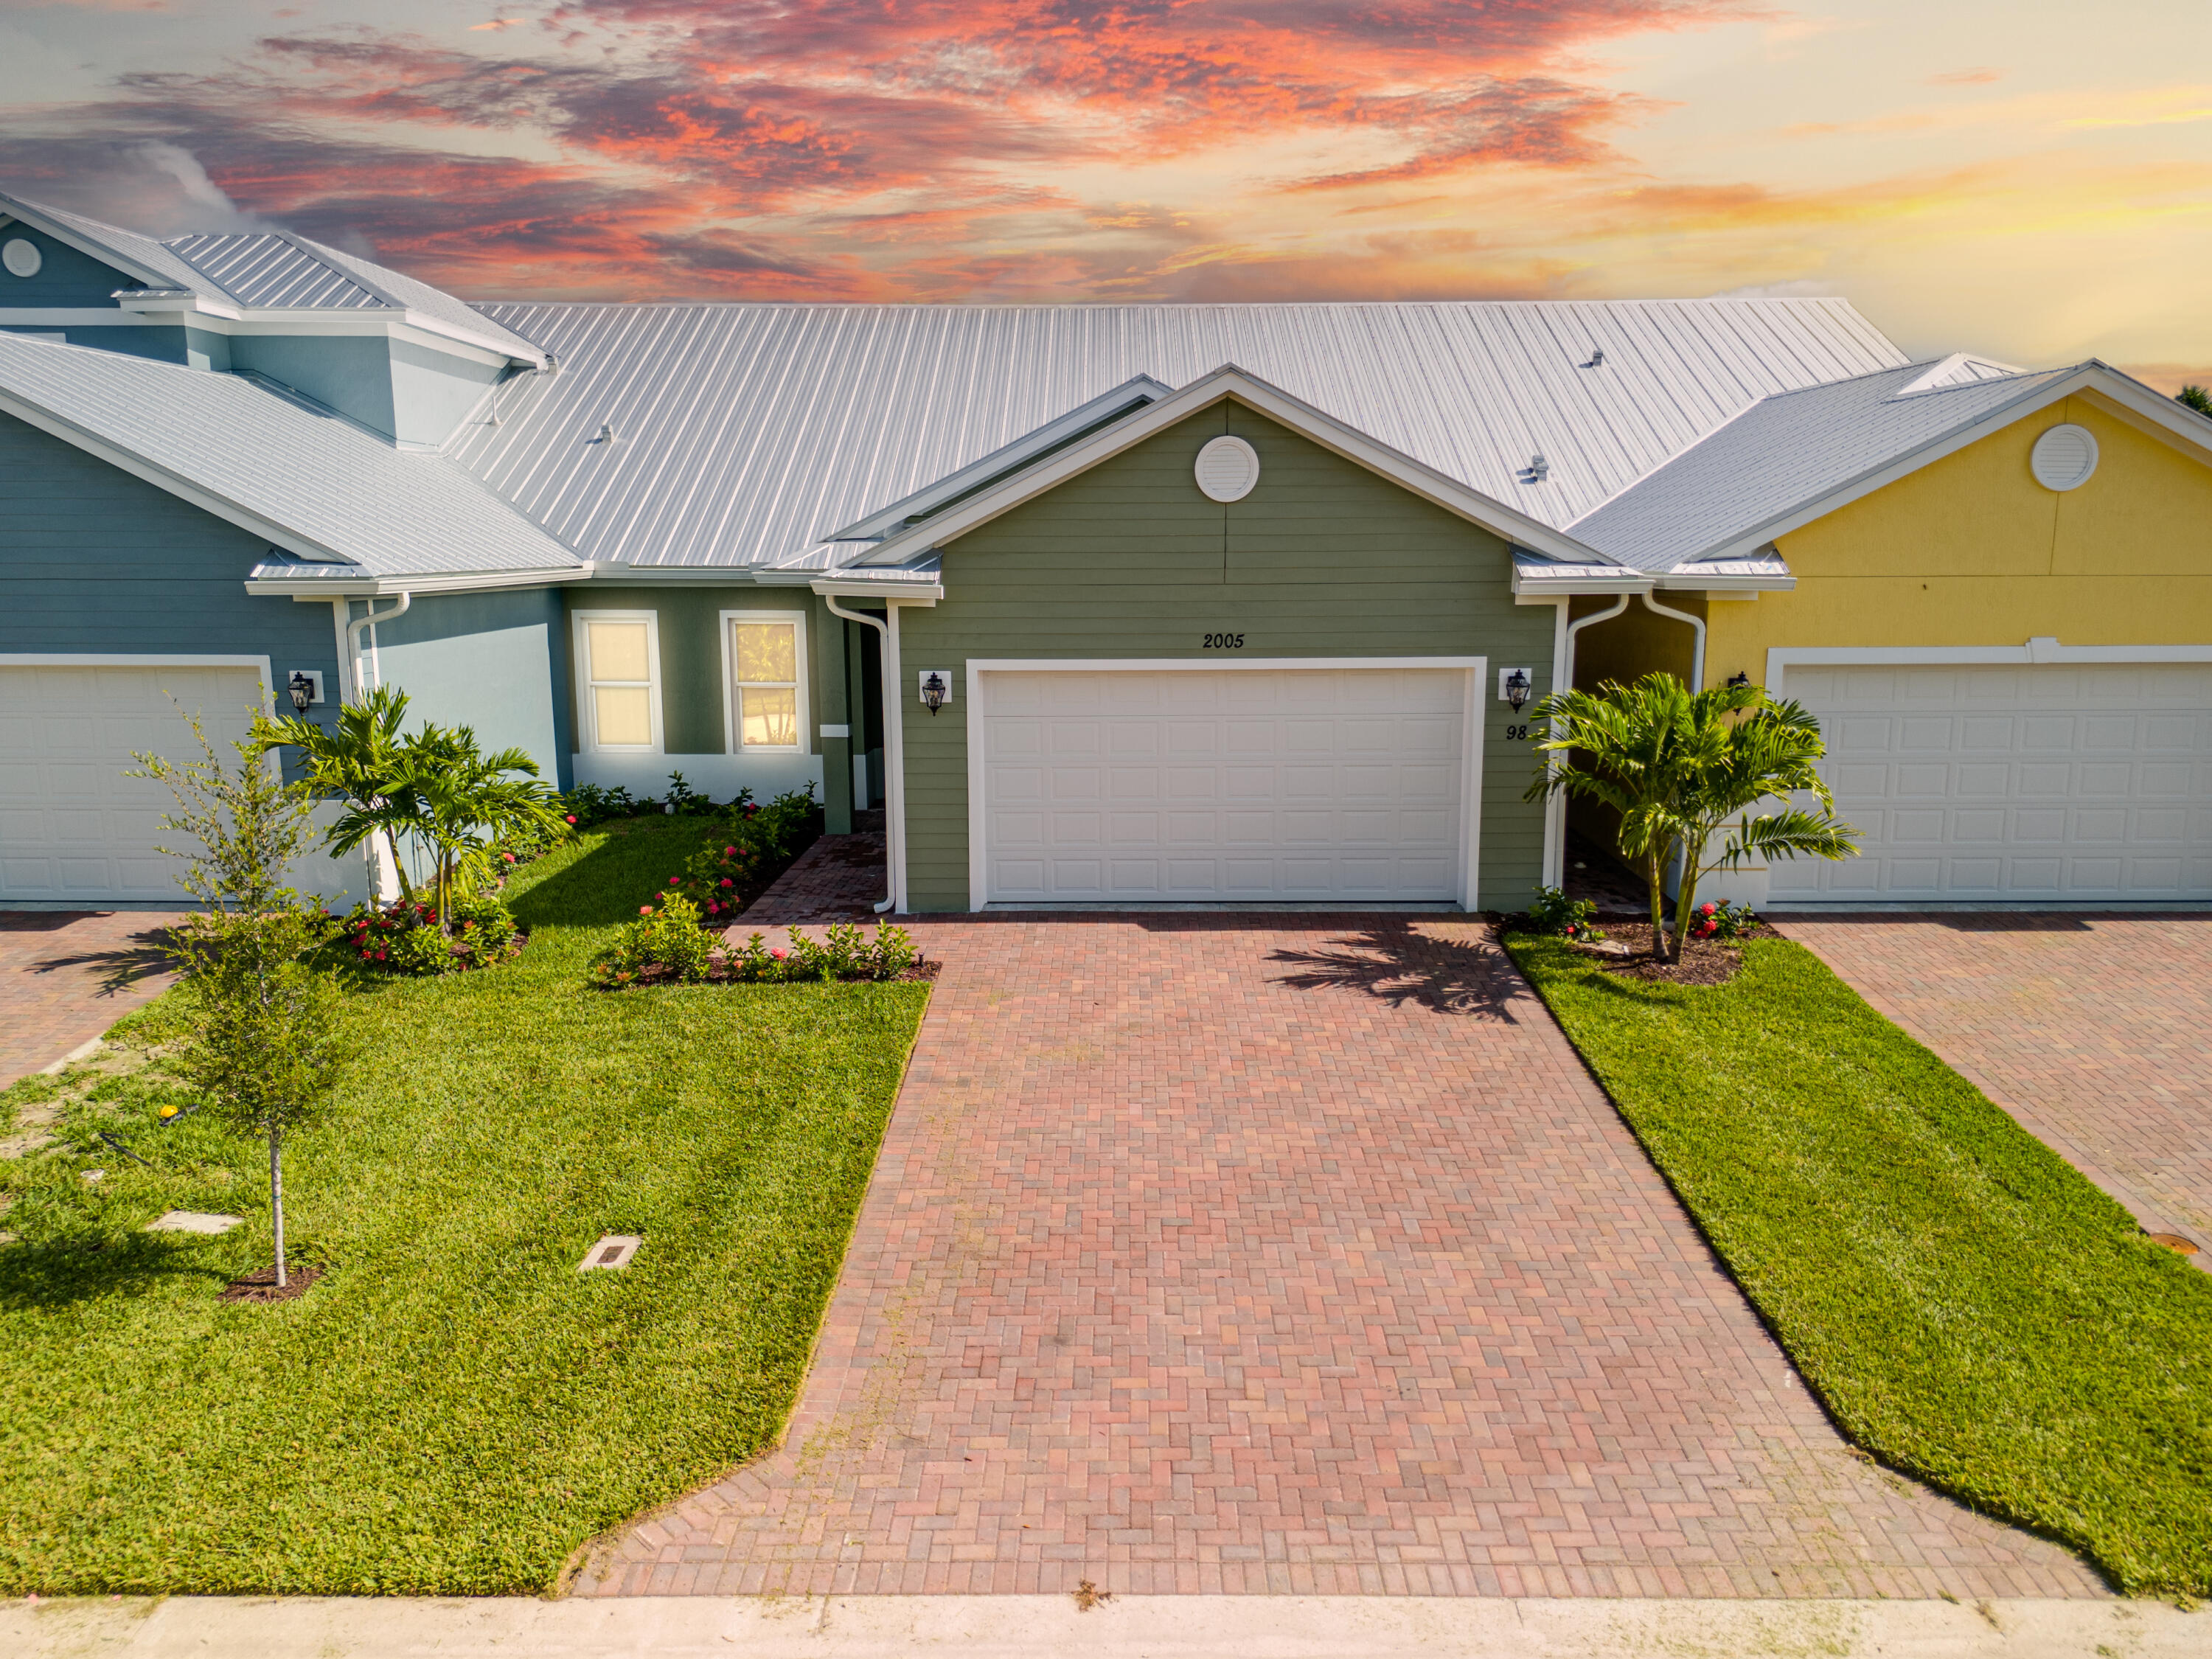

{"left": 447, "top": 299, "right": 1909, "bottom": 570}
{"left": 1569, "top": 361, "right": 2079, "bottom": 568}
{"left": 165, "top": 233, "right": 388, "bottom": 310}
{"left": 0, "top": 333, "right": 581, "bottom": 579}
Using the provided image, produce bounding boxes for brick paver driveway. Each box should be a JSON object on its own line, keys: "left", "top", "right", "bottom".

{"left": 0, "top": 911, "right": 181, "bottom": 1088}
{"left": 1784, "top": 913, "right": 2212, "bottom": 1253}
{"left": 575, "top": 915, "right": 2098, "bottom": 1601}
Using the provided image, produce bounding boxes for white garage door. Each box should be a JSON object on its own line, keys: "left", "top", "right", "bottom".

{"left": 0, "top": 663, "right": 266, "bottom": 902}
{"left": 1769, "top": 663, "right": 2212, "bottom": 903}
{"left": 979, "top": 666, "right": 1473, "bottom": 903}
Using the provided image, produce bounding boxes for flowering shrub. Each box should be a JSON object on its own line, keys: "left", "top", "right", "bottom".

{"left": 593, "top": 894, "right": 720, "bottom": 987}
{"left": 560, "top": 783, "right": 636, "bottom": 830}
{"left": 592, "top": 908, "right": 920, "bottom": 990}
{"left": 1528, "top": 885, "right": 1606, "bottom": 942}
{"left": 1686, "top": 899, "right": 1759, "bottom": 943}
{"left": 667, "top": 784, "right": 824, "bottom": 921}
{"left": 338, "top": 892, "right": 523, "bottom": 975}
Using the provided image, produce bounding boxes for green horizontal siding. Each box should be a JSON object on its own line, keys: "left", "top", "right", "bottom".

{"left": 898, "top": 400, "right": 1558, "bottom": 911}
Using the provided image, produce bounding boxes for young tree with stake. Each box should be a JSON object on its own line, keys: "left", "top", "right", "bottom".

{"left": 133, "top": 709, "right": 342, "bottom": 1290}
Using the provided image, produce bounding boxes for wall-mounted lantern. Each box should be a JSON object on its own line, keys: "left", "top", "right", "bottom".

{"left": 1498, "top": 667, "right": 1532, "bottom": 712}
{"left": 1725, "top": 671, "right": 1752, "bottom": 690}
{"left": 917, "top": 669, "right": 953, "bottom": 714}
{"left": 285, "top": 670, "right": 322, "bottom": 711}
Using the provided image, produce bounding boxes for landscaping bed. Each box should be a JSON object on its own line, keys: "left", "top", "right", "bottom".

{"left": 1506, "top": 929, "right": 2212, "bottom": 1598}
{"left": 0, "top": 817, "right": 929, "bottom": 1596}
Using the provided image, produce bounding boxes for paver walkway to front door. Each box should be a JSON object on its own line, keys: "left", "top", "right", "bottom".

{"left": 0, "top": 911, "right": 181, "bottom": 1088}
{"left": 574, "top": 916, "right": 2098, "bottom": 1601}
{"left": 1783, "top": 913, "right": 2212, "bottom": 1255}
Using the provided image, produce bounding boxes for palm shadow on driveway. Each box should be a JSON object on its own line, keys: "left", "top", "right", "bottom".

{"left": 1265, "top": 918, "right": 1524, "bottom": 1022}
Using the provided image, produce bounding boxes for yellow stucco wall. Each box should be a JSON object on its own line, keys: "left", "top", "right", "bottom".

{"left": 1697, "top": 392, "right": 2212, "bottom": 688}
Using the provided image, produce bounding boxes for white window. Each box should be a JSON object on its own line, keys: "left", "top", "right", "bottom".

{"left": 574, "top": 611, "right": 661, "bottom": 753}
{"left": 723, "top": 611, "right": 807, "bottom": 752}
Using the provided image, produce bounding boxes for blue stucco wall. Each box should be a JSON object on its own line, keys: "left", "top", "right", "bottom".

{"left": 364, "top": 588, "right": 571, "bottom": 786}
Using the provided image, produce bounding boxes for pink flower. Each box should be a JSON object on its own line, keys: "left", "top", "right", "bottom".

{"left": 502, "top": 851, "right": 515, "bottom": 863}
{"left": 668, "top": 876, "right": 681, "bottom": 886}
{"left": 771, "top": 947, "right": 787, "bottom": 960}
{"left": 565, "top": 814, "right": 577, "bottom": 824}
{"left": 639, "top": 905, "right": 653, "bottom": 916}
{"left": 707, "top": 902, "right": 720, "bottom": 914}
{"left": 719, "top": 877, "right": 734, "bottom": 888}
{"left": 725, "top": 845, "right": 737, "bottom": 856}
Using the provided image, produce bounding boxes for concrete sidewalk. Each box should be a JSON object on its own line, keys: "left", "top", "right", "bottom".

{"left": 4, "top": 1594, "right": 2199, "bottom": 1658}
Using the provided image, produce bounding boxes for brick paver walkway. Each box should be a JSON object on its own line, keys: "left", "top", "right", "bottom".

{"left": 0, "top": 911, "right": 181, "bottom": 1088}
{"left": 575, "top": 910, "right": 2098, "bottom": 1601}
{"left": 1783, "top": 914, "right": 2212, "bottom": 1254}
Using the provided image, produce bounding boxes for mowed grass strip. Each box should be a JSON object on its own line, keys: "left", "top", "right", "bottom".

{"left": 1505, "top": 932, "right": 2212, "bottom": 1597}
{"left": 0, "top": 821, "right": 928, "bottom": 1596}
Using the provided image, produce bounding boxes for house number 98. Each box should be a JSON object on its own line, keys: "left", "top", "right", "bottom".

{"left": 1504, "top": 724, "right": 1530, "bottom": 740}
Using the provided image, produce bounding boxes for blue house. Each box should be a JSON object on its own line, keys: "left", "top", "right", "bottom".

{"left": 10, "top": 187, "right": 2208, "bottom": 914}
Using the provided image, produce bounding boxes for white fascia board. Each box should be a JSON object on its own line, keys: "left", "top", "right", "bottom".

{"left": 1701, "top": 364, "right": 2212, "bottom": 563}
{"left": 0, "top": 309, "right": 181, "bottom": 328}
{"left": 808, "top": 578, "right": 944, "bottom": 601}
{"left": 114, "top": 291, "right": 244, "bottom": 322}
{"left": 856, "top": 365, "right": 1610, "bottom": 568}
{"left": 0, "top": 384, "right": 354, "bottom": 566}
{"left": 830, "top": 373, "right": 1177, "bottom": 542}
{"left": 1510, "top": 566, "right": 1652, "bottom": 596}
{"left": 246, "top": 565, "right": 591, "bottom": 598}
{"left": 1656, "top": 568, "right": 1797, "bottom": 593}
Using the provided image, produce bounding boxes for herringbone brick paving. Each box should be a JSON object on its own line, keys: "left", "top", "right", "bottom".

{"left": 1784, "top": 914, "right": 2212, "bottom": 1256}
{"left": 0, "top": 911, "right": 181, "bottom": 1088}
{"left": 577, "top": 903, "right": 2100, "bottom": 1600}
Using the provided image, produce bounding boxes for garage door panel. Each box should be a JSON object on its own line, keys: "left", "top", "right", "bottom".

{"left": 982, "top": 667, "right": 1467, "bottom": 903}
{"left": 1770, "top": 661, "right": 2212, "bottom": 903}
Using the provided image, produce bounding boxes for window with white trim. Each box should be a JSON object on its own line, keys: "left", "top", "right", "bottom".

{"left": 724, "top": 612, "right": 806, "bottom": 752}
{"left": 577, "top": 611, "right": 660, "bottom": 752}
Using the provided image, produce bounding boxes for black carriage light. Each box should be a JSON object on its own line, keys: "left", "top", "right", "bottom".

{"left": 920, "top": 670, "right": 948, "bottom": 715}
{"left": 287, "top": 670, "right": 316, "bottom": 712}
{"left": 1503, "top": 667, "right": 1531, "bottom": 712}
{"left": 1726, "top": 670, "right": 1752, "bottom": 690}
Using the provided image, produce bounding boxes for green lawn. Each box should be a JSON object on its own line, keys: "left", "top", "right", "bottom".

{"left": 0, "top": 820, "right": 928, "bottom": 1596}
{"left": 1506, "top": 931, "right": 2212, "bottom": 1598}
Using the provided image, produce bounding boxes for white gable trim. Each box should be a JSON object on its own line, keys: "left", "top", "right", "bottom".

{"left": 1703, "top": 362, "right": 2212, "bottom": 563}
{"left": 854, "top": 364, "right": 1610, "bottom": 568}
{"left": 0, "top": 202, "right": 186, "bottom": 297}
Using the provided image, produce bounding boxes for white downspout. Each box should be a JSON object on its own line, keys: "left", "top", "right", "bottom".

{"left": 342, "top": 592, "right": 411, "bottom": 902}
{"left": 1544, "top": 592, "right": 1633, "bottom": 888}
{"left": 821, "top": 594, "right": 903, "bottom": 914}
{"left": 346, "top": 591, "right": 412, "bottom": 695}
{"left": 1640, "top": 589, "right": 1705, "bottom": 691}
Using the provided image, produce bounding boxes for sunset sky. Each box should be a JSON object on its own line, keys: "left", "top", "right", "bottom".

{"left": 2, "top": 0, "right": 2207, "bottom": 385}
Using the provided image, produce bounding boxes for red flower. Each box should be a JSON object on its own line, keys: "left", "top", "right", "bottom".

{"left": 1700, "top": 902, "right": 1718, "bottom": 915}
{"left": 771, "top": 947, "right": 787, "bottom": 960}
{"left": 502, "top": 851, "right": 515, "bottom": 863}
{"left": 668, "top": 876, "right": 680, "bottom": 886}
{"left": 639, "top": 905, "right": 653, "bottom": 916}
{"left": 719, "top": 877, "right": 734, "bottom": 888}
{"left": 724, "top": 845, "right": 737, "bottom": 856}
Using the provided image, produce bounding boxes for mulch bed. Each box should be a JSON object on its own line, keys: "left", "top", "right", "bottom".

{"left": 218, "top": 1261, "right": 327, "bottom": 1304}
{"left": 1567, "top": 919, "right": 1756, "bottom": 987}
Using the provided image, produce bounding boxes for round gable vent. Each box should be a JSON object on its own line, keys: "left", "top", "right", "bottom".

{"left": 2030, "top": 423, "right": 2098, "bottom": 492}
{"left": 1, "top": 238, "right": 41, "bottom": 279}
{"left": 1194, "top": 434, "right": 1259, "bottom": 502}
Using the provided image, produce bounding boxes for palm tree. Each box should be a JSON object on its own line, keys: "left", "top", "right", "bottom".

{"left": 394, "top": 722, "right": 568, "bottom": 931}
{"left": 1526, "top": 673, "right": 1861, "bottom": 961}
{"left": 2179, "top": 385, "right": 2212, "bottom": 417}
{"left": 263, "top": 684, "right": 422, "bottom": 901}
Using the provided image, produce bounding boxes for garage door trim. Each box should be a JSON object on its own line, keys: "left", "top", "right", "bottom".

{"left": 964, "top": 656, "right": 1486, "bottom": 911}
{"left": 0, "top": 653, "right": 276, "bottom": 689}
{"left": 1766, "top": 640, "right": 2212, "bottom": 696}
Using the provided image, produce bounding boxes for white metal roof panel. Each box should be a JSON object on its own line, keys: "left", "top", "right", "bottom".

{"left": 0, "top": 333, "right": 580, "bottom": 579}
{"left": 1571, "top": 361, "right": 2076, "bottom": 568}
{"left": 165, "top": 233, "right": 386, "bottom": 310}
{"left": 451, "top": 299, "right": 1908, "bottom": 568}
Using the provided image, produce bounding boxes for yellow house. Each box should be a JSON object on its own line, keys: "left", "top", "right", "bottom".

{"left": 1520, "top": 355, "right": 2212, "bottom": 908}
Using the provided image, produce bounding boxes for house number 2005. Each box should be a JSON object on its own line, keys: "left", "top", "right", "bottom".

{"left": 1203, "top": 632, "right": 1245, "bottom": 649}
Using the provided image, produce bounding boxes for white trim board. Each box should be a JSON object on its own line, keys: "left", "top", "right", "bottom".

{"left": 1764, "top": 640, "right": 2212, "bottom": 698}
{"left": 571, "top": 609, "right": 665, "bottom": 756}
{"left": 962, "top": 655, "right": 1487, "bottom": 914}
{"left": 718, "top": 608, "right": 810, "bottom": 756}
{"left": 0, "top": 652, "right": 274, "bottom": 706}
